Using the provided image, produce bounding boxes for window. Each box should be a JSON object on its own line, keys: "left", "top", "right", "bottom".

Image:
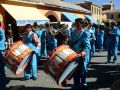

{"left": 92, "top": 6, "right": 94, "bottom": 12}
{"left": 93, "top": 6, "right": 95, "bottom": 13}
{"left": 118, "top": 14, "right": 120, "bottom": 18}
{"left": 111, "top": 14, "right": 114, "bottom": 19}
{"left": 95, "top": 7, "right": 96, "bottom": 14}
{"left": 99, "top": 9, "right": 100, "bottom": 15}
{"left": 96, "top": 7, "right": 98, "bottom": 14}
{"left": 100, "top": 9, "right": 102, "bottom": 15}
{"left": 97, "top": 8, "right": 99, "bottom": 15}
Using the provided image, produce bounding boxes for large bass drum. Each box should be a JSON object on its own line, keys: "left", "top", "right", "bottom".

{"left": 5, "top": 41, "right": 33, "bottom": 75}
{"left": 44, "top": 45, "right": 82, "bottom": 85}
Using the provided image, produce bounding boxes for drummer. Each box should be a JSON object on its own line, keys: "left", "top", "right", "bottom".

{"left": 22, "top": 24, "right": 41, "bottom": 80}
{"left": 0, "top": 22, "right": 6, "bottom": 90}
{"left": 69, "top": 18, "right": 90, "bottom": 90}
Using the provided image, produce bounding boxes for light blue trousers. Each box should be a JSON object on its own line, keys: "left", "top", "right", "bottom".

{"left": 24, "top": 53, "right": 37, "bottom": 79}
{"left": 91, "top": 43, "right": 95, "bottom": 54}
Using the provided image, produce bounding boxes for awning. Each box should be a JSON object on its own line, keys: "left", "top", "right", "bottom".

{"left": 61, "top": 12, "right": 78, "bottom": 22}
{"left": 1, "top": 4, "right": 49, "bottom": 26}
{"left": 85, "top": 15, "right": 98, "bottom": 24}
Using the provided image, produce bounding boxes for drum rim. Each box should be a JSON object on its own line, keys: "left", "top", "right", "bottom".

{"left": 46, "top": 44, "right": 69, "bottom": 66}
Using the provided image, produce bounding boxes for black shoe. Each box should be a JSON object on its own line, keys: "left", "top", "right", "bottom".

{"left": 106, "top": 60, "right": 110, "bottom": 64}
{"left": 25, "top": 78, "right": 30, "bottom": 80}
{"left": 113, "top": 60, "right": 118, "bottom": 64}
{"left": 32, "top": 77, "right": 37, "bottom": 80}
{"left": 81, "top": 86, "right": 90, "bottom": 90}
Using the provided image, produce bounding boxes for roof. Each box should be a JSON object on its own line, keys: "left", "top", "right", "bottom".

{"left": 102, "top": 2, "right": 114, "bottom": 6}
{"left": 73, "top": 1, "right": 102, "bottom": 8}
{"left": 12, "top": 0, "right": 92, "bottom": 14}
{"left": 102, "top": 10, "right": 120, "bottom": 13}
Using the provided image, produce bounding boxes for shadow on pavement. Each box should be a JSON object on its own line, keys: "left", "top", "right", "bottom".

{"left": 91, "top": 55, "right": 107, "bottom": 57}
{"left": 87, "top": 63, "right": 120, "bottom": 90}
{"left": 6, "top": 77, "right": 25, "bottom": 81}
{"left": 7, "top": 85, "right": 71, "bottom": 90}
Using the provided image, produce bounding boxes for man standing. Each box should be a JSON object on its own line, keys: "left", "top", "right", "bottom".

{"left": 33, "top": 22, "right": 47, "bottom": 58}
{"left": 69, "top": 18, "right": 90, "bottom": 90}
{"left": 0, "top": 22, "right": 6, "bottom": 90}
{"left": 96, "top": 25, "right": 104, "bottom": 52}
{"left": 23, "top": 24, "right": 41, "bottom": 80}
{"left": 45, "top": 22, "right": 57, "bottom": 54}
{"left": 107, "top": 22, "right": 120, "bottom": 64}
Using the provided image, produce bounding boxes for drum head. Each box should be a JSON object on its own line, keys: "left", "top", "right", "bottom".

{"left": 58, "top": 60, "right": 78, "bottom": 85}
{"left": 16, "top": 52, "right": 32, "bottom": 75}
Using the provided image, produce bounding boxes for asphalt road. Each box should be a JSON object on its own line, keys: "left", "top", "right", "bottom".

{"left": 5, "top": 51, "right": 120, "bottom": 90}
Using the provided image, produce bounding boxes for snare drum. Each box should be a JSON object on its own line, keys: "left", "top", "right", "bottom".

{"left": 44, "top": 45, "right": 82, "bottom": 85}
{"left": 5, "top": 41, "right": 32, "bottom": 75}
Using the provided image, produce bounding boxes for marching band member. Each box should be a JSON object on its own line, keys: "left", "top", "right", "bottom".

{"left": 89, "top": 23, "right": 96, "bottom": 55}
{"left": 0, "top": 22, "right": 6, "bottom": 90}
{"left": 33, "top": 22, "right": 47, "bottom": 58}
{"left": 22, "top": 24, "right": 41, "bottom": 80}
{"left": 107, "top": 22, "right": 120, "bottom": 64}
{"left": 54, "top": 24, "right": 68, "bottom": 46}
{"left": 69, "top": 18, "right": 90, "bottom": 90}
{"left": 83, "top": 21, "right": 92, "bottom": 67}
{"left": 96, "top": 25, "right": 104, "bottom": 52}
{"left": 45, "top": 22, "right": 57, "bottom": 54}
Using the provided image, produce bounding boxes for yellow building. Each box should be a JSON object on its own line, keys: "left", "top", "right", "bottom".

{"left": 102, "top": 10, "right": 120, "bottom": 22}
{"left": 0, "top": 0, "right": 91, "bottom": 27}
{"left": 74, "top": 1, "right": 103, "bottom": 23}
{"left": 102, "top": 2, "right": 120, "bottom": 23}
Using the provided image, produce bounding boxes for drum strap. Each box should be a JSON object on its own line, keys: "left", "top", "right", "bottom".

{"left": 72, "top": 30, "right": 85, "bottom": 46}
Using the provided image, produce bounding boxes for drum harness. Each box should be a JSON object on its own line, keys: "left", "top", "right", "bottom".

{"left": 70, "top": 30, "right": 85, "bottom": 52}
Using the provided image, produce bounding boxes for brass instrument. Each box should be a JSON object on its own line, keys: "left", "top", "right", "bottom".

{"left": 49, "top": 24, "right": 68, "bottom": 36}
{"left": 49, "top": 27, "right": 58, "bottom": 36}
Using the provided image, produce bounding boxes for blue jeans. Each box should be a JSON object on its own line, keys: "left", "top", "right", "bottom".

{"left": 98, "top": 39, "right": 104, "bottom": 51}
{"left": 24, "top": 53, "right": 37, "bottom": 79}
{"left": 107, "top": 45, "right": 118, "bottom": 62}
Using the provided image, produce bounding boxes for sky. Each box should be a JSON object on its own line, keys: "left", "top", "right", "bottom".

{"left": 64, "top": 0, "right": 120, "bottom": 9}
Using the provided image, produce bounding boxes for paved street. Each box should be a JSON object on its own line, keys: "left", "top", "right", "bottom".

{"left": 5, "top": 51, "right": 120, "bottom": 90}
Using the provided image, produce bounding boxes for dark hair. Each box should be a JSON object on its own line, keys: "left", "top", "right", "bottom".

{"left": 25, "top": 24, "right": 33, "bottom": 30}
{"left": 84, "top": 20, "right": 88, "bottom": 27}
{"left": 104, "top": 22, "right": 110, "bottom": 27}
{"left": 45, "top": 22, "right": 50, "bottom": 28}
{"left": 75, "top": 18, "right": 84, "bottom": 25}
{"left": 99, "top": 25, "right": 104, "bottom": 30}
{"left": 33, "top": 22, "right": 37, "bottom": 27}
{"left": 111, "top": 22, "right": 117, "bottom": 26}
{"left": 0, "top": 22, "right": 1, "bottom": 27}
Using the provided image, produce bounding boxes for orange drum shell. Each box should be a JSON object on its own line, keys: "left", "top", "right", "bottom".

{"left": 5, "top": 41, "right": 32, "bottom": 75}
{"left": 44, "top": 44, "right": 80, "bottom": 83}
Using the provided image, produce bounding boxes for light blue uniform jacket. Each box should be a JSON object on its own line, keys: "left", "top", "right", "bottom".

{"left": 0, "top": 29, "right": 5, "bottom": 51}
